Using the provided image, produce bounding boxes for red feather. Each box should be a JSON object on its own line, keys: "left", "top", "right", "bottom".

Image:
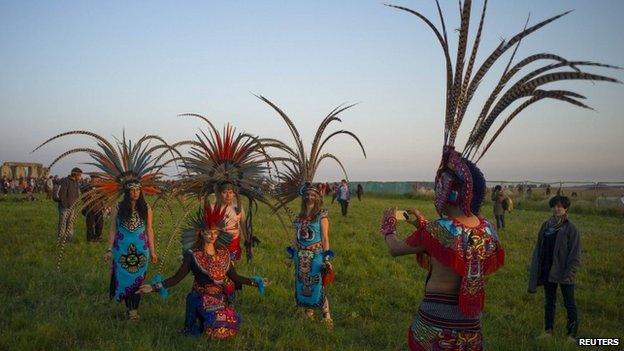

{"left": 203, "top": 203, "right": 227, "bottom": 229}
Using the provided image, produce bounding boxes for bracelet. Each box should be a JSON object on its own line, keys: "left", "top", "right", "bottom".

{"left": 286, "top": 246, "right": 296, "bottom": 260}
{"left": 417, "top": 218, "right": 427, "bottom": 230}
{"left": 251, "top": 276, "right": 265, "bottom": 295}
{"left": 380, "top": 216, "right": 397, "bottom": 236}
{"left": 149, "top": 274, "right": 169, "bottom": 299}
{"left": 323, "top": 250, "right": 335, "bottom": 261}
{"left": 106, "top": 248, "right": 112, "bottom": 253}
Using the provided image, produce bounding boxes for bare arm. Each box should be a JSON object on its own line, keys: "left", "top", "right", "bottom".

{"left": 107, "top": 207, "right": 117, "bottom": 249}
{"left": 239, "top": 207, "right": 247, "bottom": 239}
{"left": 103, "top": 207, "right": 117, "bottom": 263}
{"left": 146, "top": 207, "right": 157, "bottom": 258}
{"left": 321, "top": 217, "right": 330, "bottom": 251}
{"left": 385, "top": 234, "right": 425, "bottom": 257}
{"left": 380, "top": 207, "right": 426, "bottom": 257}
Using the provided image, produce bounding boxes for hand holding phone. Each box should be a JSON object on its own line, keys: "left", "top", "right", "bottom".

{"left": 395, "top": 210, "right": 415, "bottom": 221}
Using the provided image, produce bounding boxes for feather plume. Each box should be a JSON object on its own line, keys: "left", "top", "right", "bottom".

{"left": 388, "top": 1, "right": 620, "bottom": 161}
{"left": 255, "top": 95, "right": 366, "bottom": 212}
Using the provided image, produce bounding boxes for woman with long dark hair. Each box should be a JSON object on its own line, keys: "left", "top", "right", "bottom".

{"left": 138, "top": 202, "right": 268, "bottom": 339}
{"left": 104, "top": 180, "right": 157, "bottom": 320}
{"left": 288, "top": 184, "right": 334, "bottom": 325}
{"left": 33, "top": 130, "right": 172, "bottom": 305}
{"left": 256, "top": 95, "right": 366, "bottom": 328}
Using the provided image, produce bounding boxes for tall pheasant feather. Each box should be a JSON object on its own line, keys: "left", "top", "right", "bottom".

{"left": 387, "top": 1, "right": 621, "bottom": 161}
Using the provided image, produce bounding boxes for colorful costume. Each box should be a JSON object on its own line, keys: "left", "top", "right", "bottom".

{"left": 110, "top": 204, "right": 151, "bottom": 302}
{"left": 403, "top": 218, "right": 503, "bottom": 351}
{"left": 157, "top": 248, "right": 250, "bottom": 339}
{"left": 148, "top": 118, "right": 273, "bottom": 337}
{"left": 288, "top": 210, "right": 334, "bottom": 308}
{"left": 383, "top": 1, "right": 618, "bottom": 349}
{"left": 152, "top": 203, "right": 265, "bottom": 339}
{"left": 221, "top": 204, "right": 243, "bottom": 261}
{"left": 173, "top": 117, "right": 281, "bottom": 261}
{"left": 256, "top": 95, "right": 366, "bottom": 314}
{"left": 408, "top": 292, "right": 482, "bottom": 351}
{"left": 33, "top": 130, "right": 175, "bottom": 317}
{"left": 33, "top": 130, "right": 173, "bottom": 280}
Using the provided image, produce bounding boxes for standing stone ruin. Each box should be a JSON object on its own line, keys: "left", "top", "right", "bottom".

{"left": 0, "top": 162, "right": 49, "bottom": 179}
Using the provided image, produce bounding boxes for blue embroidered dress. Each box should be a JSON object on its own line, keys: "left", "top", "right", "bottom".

{"left": 288, "top": 210, "right": 331, "bottom": 308}
{"left": 110, "top": 207, "right": 150, "bottom": 302}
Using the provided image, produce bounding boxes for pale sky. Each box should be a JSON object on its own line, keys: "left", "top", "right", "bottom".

{"left": 1, "top": 0, "right": 623, "bottom": 182}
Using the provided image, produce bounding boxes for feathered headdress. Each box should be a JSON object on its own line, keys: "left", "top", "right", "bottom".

{"left": 32, "top": 130, "right": 177, "bottom": 269}
{"left": 388, "top": 0, "right": 621, "bottom": 216}
{"left": 181, "top": 201, "right": 231, "bottom": 251}
{"left": 255, "top": 95, "right": 367, "bottom": 211}
{"left": 173, "top": 114, "right": 283, "bottom": 260}
{"left": 174, "top": 115, "right": 272, "bottom": 199}
{"left": 33, "top": 130, "right": 177, "bottom": 210}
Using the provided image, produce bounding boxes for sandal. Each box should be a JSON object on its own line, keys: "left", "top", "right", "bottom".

{"left": 127, "top": 309, "right": 140, "bottom": 321}
{"left": 322, "top": 317, "right": 334, "bottom": 330}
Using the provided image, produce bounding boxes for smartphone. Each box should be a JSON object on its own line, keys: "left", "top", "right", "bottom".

{"left": 395, "top": 209, "right": 416, "bottom": 221}
{"left": 395, "top": 210, "right": 409, "bottom": 221}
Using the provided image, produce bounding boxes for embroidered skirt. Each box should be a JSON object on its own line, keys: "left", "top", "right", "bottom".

{"left": 408, "top": 293, "right": 482, "bottom": 351}
{"left": 293, "top": 248, "right": 325, "bottom": 308}
{"left": 110, "top": 222, "right": 149, "bottom": 302}
{"left": 185, "top": 284, "right": 240, "bottom": 339}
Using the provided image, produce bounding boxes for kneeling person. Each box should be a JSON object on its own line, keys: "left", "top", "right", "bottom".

{"left": 138, "top": 202, "right": 268, "bottom": 339}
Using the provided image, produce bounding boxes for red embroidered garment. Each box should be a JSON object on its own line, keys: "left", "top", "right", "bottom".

{"left": 192, "top": 248, "right": 230, "bottom": 284}
{"left": 405, "top": 217, "right": 504, "bottom": 317}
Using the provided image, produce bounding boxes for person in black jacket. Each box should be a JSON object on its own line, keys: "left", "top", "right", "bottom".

{"left": 528, "top": 195, "right": 581, "bottom": 343}
{"left": 55, "top": 167, "right": 82, "bottom": 241}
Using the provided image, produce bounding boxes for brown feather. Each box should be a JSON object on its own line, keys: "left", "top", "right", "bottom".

{"left": 475, "top": 90, "right": 594, "bottom": 161}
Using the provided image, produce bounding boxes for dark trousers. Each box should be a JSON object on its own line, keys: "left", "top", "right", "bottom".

{"left": 338, "top": 200, "right": 349, "bottom": 216}
{"left": 184, "top": 291, "right": 202, "bottom": 335}
{"left": 86, "top": 211, "right": 103, "bottom": 241}
{"left": 125, "top": 294, "right": 141, "bottom": 310}
{"left": 109, "top": 274, "right": 142, "bottom": 310}
{"left": 495, "top": 214, "right": 505, "bottom": 229}
{"left": 544, "top": 282, "right": 578, "bottom": 336}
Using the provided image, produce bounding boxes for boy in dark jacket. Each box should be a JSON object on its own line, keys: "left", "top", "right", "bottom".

{"left": 528, "top": 195, "right": 580, "bottom": 343}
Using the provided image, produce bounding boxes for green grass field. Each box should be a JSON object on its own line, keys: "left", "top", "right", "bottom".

{"left": 1, "top": 194, "right": 622, "bottom": 350}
